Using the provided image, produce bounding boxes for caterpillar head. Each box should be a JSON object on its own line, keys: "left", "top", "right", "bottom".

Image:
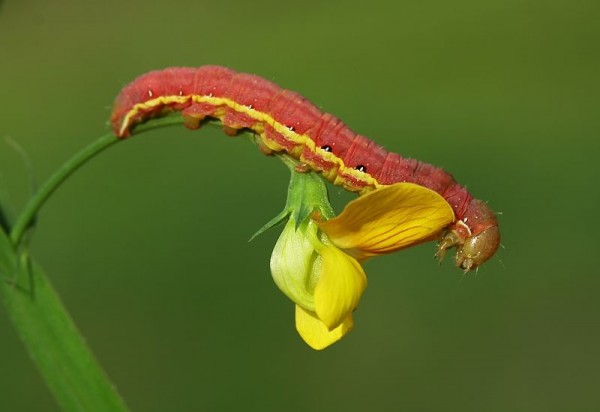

{"left": 436, "top": 200, "right": 500, "bottom": 272}
{"left": 454, "top": 225, "right": 500, "bottom": 271}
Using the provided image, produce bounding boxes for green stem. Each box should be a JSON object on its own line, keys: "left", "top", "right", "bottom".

{"left": 9, "top": 115, "right": 185, "bottom": 247}
{"left": 9, "top": 134, "right": 118, "bottom": 245}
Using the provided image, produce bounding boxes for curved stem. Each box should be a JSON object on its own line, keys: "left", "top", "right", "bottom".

{"left": 9, "top": 134, "right": 118, "bottom": 245}
{"left": 9, "top": 115, "right": 185, "bottom": 246}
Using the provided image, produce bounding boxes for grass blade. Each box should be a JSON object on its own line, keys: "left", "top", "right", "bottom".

{"left": 0, "top": 228, "right": 129, "bottom": 412}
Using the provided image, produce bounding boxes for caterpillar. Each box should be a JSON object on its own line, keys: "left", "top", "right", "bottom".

{"left": 111, "top": 66, "right": 500, "bottom": 270}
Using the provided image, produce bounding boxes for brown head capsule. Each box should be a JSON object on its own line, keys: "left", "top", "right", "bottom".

{"left": 454, "top": 225, "right": 500, "bottom": 271}
{"left": 437, "top": 199, "right": 500, "bottom": 271}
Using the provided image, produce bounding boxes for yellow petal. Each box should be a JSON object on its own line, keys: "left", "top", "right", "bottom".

{"left": 313, "top": 245, "right": 367, "bottom": 329}
{"left": 295, "top": 305, "right": 354, "bottom": 350}
{"left": 319, "top": 182, "right": 454, "bottom": 259}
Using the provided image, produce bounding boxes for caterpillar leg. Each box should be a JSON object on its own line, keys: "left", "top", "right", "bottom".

{"left": 435, "top": 230, "right": 460, "bottom": 264}
{"left": 222, "top": 125, "right": 240, "bottom": 136}
{"left": 183, "top": 114, "right": 205, "bottom": 129}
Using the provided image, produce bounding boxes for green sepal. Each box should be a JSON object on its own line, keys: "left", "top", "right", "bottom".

{"left": 250, "top": 165, "right": 334, "bottom": 242}
{"left": 249, "top": 209, "right": 289, "bottom": 242}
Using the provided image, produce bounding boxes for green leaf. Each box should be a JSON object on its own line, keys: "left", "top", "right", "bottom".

{"left": 0, "top": 227, "right": 129, "bottom": 412}
{"left": 0, "top": 200, "right": 10, "bottom": 233}
{"left": 0, "top": 174, "right": 13, "bottom": 233}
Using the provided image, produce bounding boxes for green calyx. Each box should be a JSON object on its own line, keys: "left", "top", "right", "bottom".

{"left": 250, "top": 157, "right": 334, "bottom": 241}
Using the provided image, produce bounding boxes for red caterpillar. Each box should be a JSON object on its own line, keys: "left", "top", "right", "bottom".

{"left": 111, "top": 66, "right": 500, "bottom": 270}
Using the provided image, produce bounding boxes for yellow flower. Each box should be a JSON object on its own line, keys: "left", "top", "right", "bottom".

{"left": 264, "top": 169, "right": 454, "bottom": 350}
{"left": 270, "top": 216, "right": 367, "bottom": 350}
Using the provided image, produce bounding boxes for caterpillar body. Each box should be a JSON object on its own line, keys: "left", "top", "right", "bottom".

{"left": 111, "top": 66, "right": 500, "bottom": 270}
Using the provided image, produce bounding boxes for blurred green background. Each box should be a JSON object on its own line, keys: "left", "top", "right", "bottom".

{"left": 1, "top": 0, "right": 599, "bottom": 410}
